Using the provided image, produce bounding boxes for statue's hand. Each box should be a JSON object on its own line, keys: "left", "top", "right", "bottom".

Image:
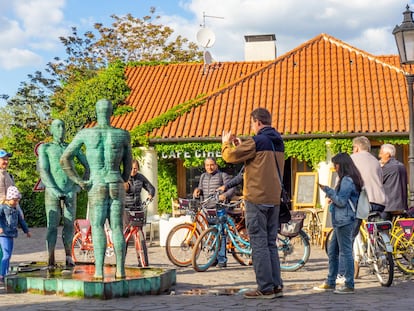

{"left": 52, "top": 188, "right": 65, "bottom": 199}
{"left": 79, "top": 180, "right": 92, "bottom": 191}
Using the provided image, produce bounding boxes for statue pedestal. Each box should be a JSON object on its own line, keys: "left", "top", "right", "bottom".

{"left": 6, "top": 262, "right": 176, "bottom": 299}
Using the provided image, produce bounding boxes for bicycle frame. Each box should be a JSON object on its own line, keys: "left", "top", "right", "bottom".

{"left": 165, "top": 195, "right": 244, "bottom": 267}
{"left": 354, "top": 219, "right": 394, "bottom": 287}
{"left": 355, "top": 221, "right": 390, "bottom": 258}
{"left": 191, "top": 206, "right": 250, "bottom": 271}
{"left": 222, "top": 213, "right": 251, "bottom": 256}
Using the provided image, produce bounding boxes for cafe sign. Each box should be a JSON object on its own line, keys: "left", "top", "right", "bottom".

{"left": 160, "top": 150, "right": 222, "bottom": 159}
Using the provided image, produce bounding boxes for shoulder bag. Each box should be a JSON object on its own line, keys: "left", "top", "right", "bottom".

{"left": 271, "top": 143, "right": 291, "bottom": 224}
{"left": 348, "top": 187, "right": 370, "bottom": 220}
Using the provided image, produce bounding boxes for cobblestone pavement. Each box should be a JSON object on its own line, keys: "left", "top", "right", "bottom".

{"left": 0, "top": 227, "right": 413, "bottom": 310}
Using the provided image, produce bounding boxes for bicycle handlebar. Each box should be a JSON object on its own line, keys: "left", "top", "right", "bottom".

{"left": 198, "top": 191, "right": 221, "bottom": 205}
{"left": 216, "top": 199, "right": 243, "bottom": 209}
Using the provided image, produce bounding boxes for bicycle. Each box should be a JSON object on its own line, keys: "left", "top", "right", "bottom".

{"left": 165, "top": 194, "right": 245, "bottom": 267}
{"left": 354, "top": 217, "right": 394, "bottom": 286}
{"left": 391, "top": 217, "right": 414, "bottom": 274}
{"left": 324, "top": 213, "right": 394, "bottom": 287}
{"left": 165, "top": 197, "right": 210, "bottom": 267}
{"left": 191, "top": 203, "right": 311, "bottom": 272}
{"left": 71, "top": 198, "right": 153, "bottom": 267}
{"left": 301, "top": 207, "right": 324, "bottom": 245}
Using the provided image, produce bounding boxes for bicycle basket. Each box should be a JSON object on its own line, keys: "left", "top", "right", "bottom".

{"left": 179, "top": 198, "right": 199, "bottom": 214}
{"left": 397, "top": 219, "right": 414, "bottom": 238}
{"left": 129, "top": 210, "right": 146, "bottom": 227}
{"left": 206, "top": 208, "right": 218, "bottom": 225}
{"left": 280, "top": 211, "right": 305, "bottom": 237}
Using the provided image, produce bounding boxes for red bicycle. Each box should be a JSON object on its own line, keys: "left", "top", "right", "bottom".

{"left": 71, "top": 198, "right": 152, "bottom": 267}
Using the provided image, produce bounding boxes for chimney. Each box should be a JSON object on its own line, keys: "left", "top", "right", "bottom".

{"left": 244, "top": 34, "right": 276, "bottom": 61}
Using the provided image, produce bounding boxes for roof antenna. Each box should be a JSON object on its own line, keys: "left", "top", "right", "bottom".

{"left": 197, "top": 12, "right": 223, "bottom": 75}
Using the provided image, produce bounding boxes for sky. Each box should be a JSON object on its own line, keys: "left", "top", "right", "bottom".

{"left": 0, "top": 0, "right": 411, "bottom": 105}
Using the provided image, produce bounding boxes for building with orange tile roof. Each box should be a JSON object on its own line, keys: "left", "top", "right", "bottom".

{"left": 110, "top": 33, "right": 412, "bottom": 214}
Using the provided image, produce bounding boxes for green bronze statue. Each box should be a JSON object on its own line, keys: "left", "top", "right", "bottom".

{"left": 38, "top": 119, "right": 89, "bottom": 267}
{"left": 60, "top": 99, "right": 133, "bottom": 279}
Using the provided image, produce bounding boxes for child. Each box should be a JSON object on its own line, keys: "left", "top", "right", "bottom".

{"left": 0, "top": 186, "right": 31, "bottom": 284}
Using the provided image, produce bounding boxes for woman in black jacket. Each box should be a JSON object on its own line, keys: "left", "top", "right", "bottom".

{"left": 123, "top": 160, "right": 155, "bottom": 227}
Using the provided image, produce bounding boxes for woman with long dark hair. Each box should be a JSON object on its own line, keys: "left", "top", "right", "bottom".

{"left": 314, "top": 153, "right": 363, "bottom": 294}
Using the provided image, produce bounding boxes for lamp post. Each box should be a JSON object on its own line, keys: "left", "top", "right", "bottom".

{"left": 393, "top": 5, "right": 414, "bottom": 208}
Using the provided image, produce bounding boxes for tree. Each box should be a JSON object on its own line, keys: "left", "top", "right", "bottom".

{"left": 53, "top": 61, "right": 131, "bottom": 139}
{"left": 93, "top": 8, "right": 202, "bottom": 64}
{"left": 48, "top": 8, "right": 202, "bottom": 138}
{"left": 0, "top": 107, "right": 12, "bottom": 139}
{"left": 0, "top": 8, "right": 202, "bottom": 225}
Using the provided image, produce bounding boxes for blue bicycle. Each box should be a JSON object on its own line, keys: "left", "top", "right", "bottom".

{"left": 191, "top": 204, "right": 311, "bottom": 272}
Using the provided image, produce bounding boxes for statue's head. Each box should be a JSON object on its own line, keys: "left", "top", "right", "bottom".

{"left": 50, "top": 119, "right": 65, "bottom": 142}
{"left": 96, "top": 99, "right": 113, "bottom": 124}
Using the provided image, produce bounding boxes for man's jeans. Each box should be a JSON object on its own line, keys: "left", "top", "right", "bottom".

{"left": 244, "top": 201, "right": 282, "bottom": 292}
{"left": 327, "top": 223, "right": 355, "bottom": 288}
{"left": 217, "top": 227, "right": 227, "bottom": 264}
{"left": 339, "top": 202, "right": 385, "bottom": 275}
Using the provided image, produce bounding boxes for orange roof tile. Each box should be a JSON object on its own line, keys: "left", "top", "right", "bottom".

{"left": 111, "top": 33, "right": 411, "bottom": 142}
{"left": 111, "top": 61, "right": 271, "bottom": 131}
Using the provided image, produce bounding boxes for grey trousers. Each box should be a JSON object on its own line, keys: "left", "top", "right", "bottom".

{"left": 244, "top": 201, "right": 283, "bottom": 292}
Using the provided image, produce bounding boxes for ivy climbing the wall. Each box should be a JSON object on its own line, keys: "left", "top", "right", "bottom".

{"left": 157, "top": 160, "right": 178, "bottom": 215}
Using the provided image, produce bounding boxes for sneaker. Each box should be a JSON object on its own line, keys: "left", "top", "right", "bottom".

{"left": 336, "top": 274, "right": 345, "bottom": 285}
{"left": 334, "top": 286, "right": 354, "bottom": 294}
{"left": 243, "top": 289, "right": 276, "bottom": 299}
{"left": 313, "top": 283, "right": 335, "bottom": 291}
{"left": 273, "top": 287, "right": 284, "bottom": 298}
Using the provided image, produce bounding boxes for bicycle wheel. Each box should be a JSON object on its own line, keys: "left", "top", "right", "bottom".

{"left": 230, "top": 226, "right": 252, "bottom": 266}
{"left": 192, "top": 227, "right": 220, "bottom": 272}
{"left": 278, "top": 229, "right": 310, "bottom": 271}
{"left": 371, "top": 235, "right": 394, "bottom": 287}
{"left": 134, "top": 229, "right": 149, "bottom": 267}
{"left": 393, "top": 232, "right": 414, "bottom": 274}
{"left": 71, "top": 232, "right": 95, "bottom": 263}
{"left": 165, "top": 223, "right": 199, "bottom": 267}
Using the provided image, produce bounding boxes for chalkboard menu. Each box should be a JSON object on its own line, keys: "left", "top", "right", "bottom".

{"left": 293, "top": 172, "right": 318, "bottom": 207}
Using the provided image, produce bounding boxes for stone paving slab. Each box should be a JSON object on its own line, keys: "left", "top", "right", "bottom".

{"left": 1, "top": 227, "right": 413, "bottom": 310}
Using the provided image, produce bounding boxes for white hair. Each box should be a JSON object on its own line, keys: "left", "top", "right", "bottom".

{"left": 381, "top": 144, "right": 396, "bottom": 157}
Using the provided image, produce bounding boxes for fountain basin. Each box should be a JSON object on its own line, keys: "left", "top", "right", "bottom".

{"left": 6, "top": 262, "right": 176, "bottom": 299}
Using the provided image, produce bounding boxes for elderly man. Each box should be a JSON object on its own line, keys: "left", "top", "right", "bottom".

{"left": 379, "top": 143, "right": 408, "bottom": 220}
